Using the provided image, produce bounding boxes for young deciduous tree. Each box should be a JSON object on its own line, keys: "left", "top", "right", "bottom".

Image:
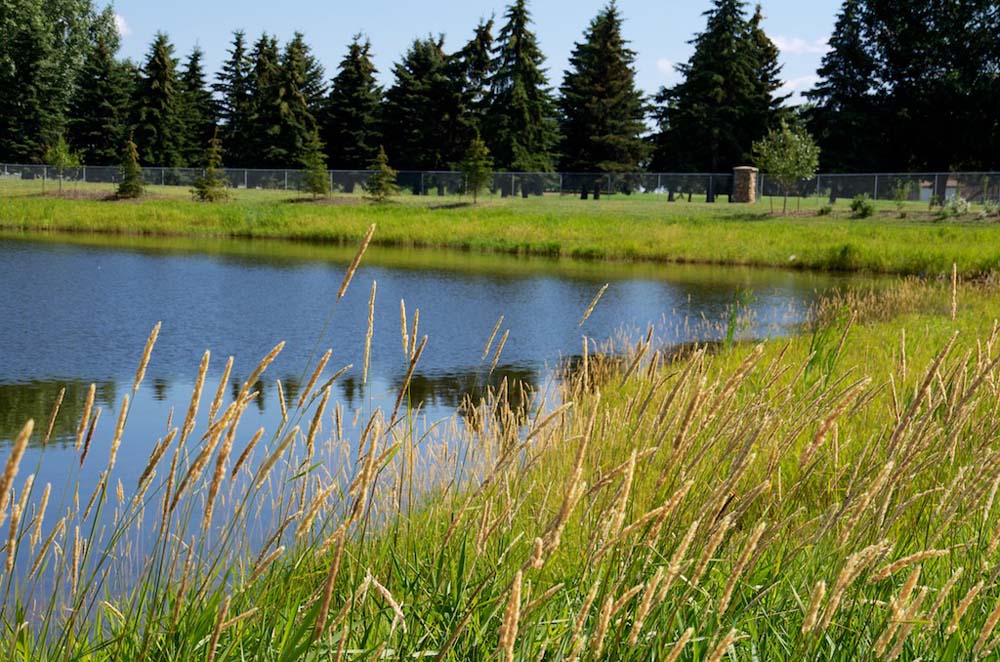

{"left": 753, "top": 120, "right": 820, "bottom": 214}
{"left": 117, "top": 135, "right": 145, "bottom": 199}
{"left": 365, "top": 146, "right": 399, "bottom": 203}
{"left": 458, "top": 135, "right": 494, "bottom": 203}
{"left": 558, "top": 3, "right": 647, "bottom": 173}
{"left": 44, "top": 134, "right": 81, "bottom": 194}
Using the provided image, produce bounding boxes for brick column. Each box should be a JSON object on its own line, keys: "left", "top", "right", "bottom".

{"left": 732, "top": 166, "right": 758, "bottom": 203}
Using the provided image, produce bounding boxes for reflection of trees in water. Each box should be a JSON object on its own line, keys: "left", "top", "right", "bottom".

{"left": 390, "top": 364, "right": 538, "bottom": 427}
{"left": 0, "top": 379, "right": 117, "bottom": 448}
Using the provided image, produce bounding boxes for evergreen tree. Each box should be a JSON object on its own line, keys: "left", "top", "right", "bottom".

{"left": 214, "top": 31, "right": 254, "bottom": 167}
{"left": 67, "top": 35, "right": 132, "bottom": 165}
{"left": 117, "top": 134, "right": 145, "bottom": 198}
{"left": 245, "top": 33, "right": 282, "bottom": 166}
{"left": 300, "top": 129, "right": 330, "bottom": 198}
{"left": 804, "top": 0, "right": 877, "bottom": 171}
{"left": 267, "top": 33, "right": 324, "bottom": 168}
{"left": 0, "top": 0, "right": 118, "bottom": 162}
{"left": 746, "top": 5, "right": 789, "bottom": 132}
{"left": 557, "top": 3, "right": 647, "bottom": 173}
{"left": 365, "top": 146, "right": 399, "bottom": 202}
{"left": 650, "top": 0, "right": 782, "bottom": 172}
{"left": 483, "top": 0, "right": 559, "bottom": 171}
{"left": 458, "top": 135, "right": 494, "bottom": 203}
{"left": 289, "top": 33, "right": 327, "bottom": 117}
{"left": 381, "top": 37, "right": 452, "bottom": 170}
{"left": 192, "top": 130, "right": 229, "bottom": 201}
{"left": 0, "top": 2, "right": 62, "bottom": 162}
{"left": 133, "top": 33, "right": 185, "bottom": 166}
{"left": 321, "top": 36, "right": 382, "bottom": 169}
{"left": 442, "top": 19, "right": 495, "bottom": 166}
{"left": 179, "top": 47, "right": 217, "bottom": 166}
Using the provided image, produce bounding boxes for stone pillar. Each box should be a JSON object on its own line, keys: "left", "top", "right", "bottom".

{"left": 732, "top": 166, "right": 758, "bottom": 203}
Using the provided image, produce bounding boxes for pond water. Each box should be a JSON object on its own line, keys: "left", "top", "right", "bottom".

{"left": 0, "top": 233, "right": 870, "bottom": 495}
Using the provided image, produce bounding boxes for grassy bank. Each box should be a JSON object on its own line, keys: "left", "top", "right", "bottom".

{"left": 5, "top": 241, "right": 1000, "bottom": 658}
{"left": 3, "top": 186, "right": 1000, "bottom": 276}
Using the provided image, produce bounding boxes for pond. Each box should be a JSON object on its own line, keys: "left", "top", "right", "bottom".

{"left": 0, "top": 233, "right": 871, "bottom": 496}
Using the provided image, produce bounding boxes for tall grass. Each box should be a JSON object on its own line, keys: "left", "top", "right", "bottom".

{"left": 4, "top": 189, "right": 1000, "bottom": 276}
{"left": 4, "top": 230, "right": 1000, "bottom": 658}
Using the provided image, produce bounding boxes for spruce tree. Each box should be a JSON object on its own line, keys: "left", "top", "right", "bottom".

{"left": 67, "top": 35, "right": 132, "bottom": 165}
{"left": 442, "top": 19, "right": 495, "bottom": 166}
{"left": 192, "top": 130, "right": 229, "bottom": 201}
{"left": 269, "top": 33, "right": 324, "bottom": 168}
{"left": 300, "top": 129, "right": 330, "bottom": 198}
{"left": 458, "top": 135, "right": 494, "bottom": 203}
{"left": 214, "top": 31, "right": 254, "bottom": 167}
{"left": 321, "top": 36, "right": 382, "bottom": 169}
{"left": 483, "top": 0, "right": 559, "bottom": 172}
{"left": 117, "top": 134, "right": 145, "bottom": 198}
{"left": 557, "top": 3, "right": 647, "bottom": 173}
{"left": 746, "top": 5, "right": 788, "bottom": 133}
{"left": 179, "top": 47, "right": 218, "bottom": 166}
{"left": 804, "top": 0, "right": 876, "bottom": 171}
{"left": 381, "top": 37, "right": 452, "bottom": 170}
{"left": 0, "top": 0, "right": 118, "bottom": 162}
{"left": 0, "top": 3, "right": 62, "bottom": 162}
{"left": 246, "top": 33, "right": 283, "bottom": 167}
{"left": 365, "top": 146, "right": 399, "bottom": 203}
{"left": 133, "top": 33, "right": 185, "bottom": 167}
{"left": 650, "top": 0, "right": 780, "bottom": 172}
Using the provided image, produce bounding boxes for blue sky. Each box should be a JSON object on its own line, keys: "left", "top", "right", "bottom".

{"left": 112, "top": 0, "right": 840, "bottom": 103}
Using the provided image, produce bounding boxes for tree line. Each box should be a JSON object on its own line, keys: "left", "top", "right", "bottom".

{"left": 1, "top": 0, "right": 998, "bottom": 175}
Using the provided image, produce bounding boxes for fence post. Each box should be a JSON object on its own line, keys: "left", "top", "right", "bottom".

{"left": 559, "top": 173, "right": 563, "bottom": 195}
{"left": 284, "top": 171, "right": 288, "bottom": 190}
{"left": 420, "top": 172, "right": 425, "bottom": 195}
{"left": 873, "top": 176, "right": 878, "bottom": 200}
{"left": 244, "top": 169, "right": 248, "bottom": 189}
{"left": 82, "top": 166, "right": 86, "bottom": 184}
{"left": 707, "top": 175, "right": 714, "bottom": 203}
{"left": 329, "top": 171, "right": 333, "bottom": 191}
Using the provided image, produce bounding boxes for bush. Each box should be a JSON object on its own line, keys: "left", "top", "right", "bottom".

{"left": 943, "top": 195, "right": 972, "bottom": 218}
{"left": 983, "top": 199, "right": 1000, "bottom": 218}
{"left": 850, "top": 194, "right": 875, "bottom": 219}
{"left": 818, "top": 204, "right": 833, "bottom": 216}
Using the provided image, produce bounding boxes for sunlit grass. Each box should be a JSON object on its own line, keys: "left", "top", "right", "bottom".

{"left": 4, "top": 215, "right": 1000, "bottom": 659}
{"left": 3, "top": 178, "right": 1000, "bottom": 277}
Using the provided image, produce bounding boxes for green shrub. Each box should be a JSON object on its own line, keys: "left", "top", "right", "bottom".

{"left": 943, "top": 195, "right": 972, "bottom": 218}
{"left": 850, "top": 194, "right": 875, "bottom": 219}
{"left": 818, "top": 204, "right": 832, "bottom": 216}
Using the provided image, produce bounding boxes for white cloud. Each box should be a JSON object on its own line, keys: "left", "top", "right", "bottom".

{"left": 776, "top": 74, "right": 820, "bottom": 100}
{"left": 656, "top": 57, "right": 681, "bottom": 85}
{"left": 114, "top": 13, "right": 130, "bottom": 37}
{"left": 771, "top": 36, "right": 830, "bottom": 56}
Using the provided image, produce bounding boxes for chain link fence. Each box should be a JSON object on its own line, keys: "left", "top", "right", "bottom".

{"left": 760, "top": 172, "right": 1000, "bottom": 204}
{"left": 3, "top": 163, "right": 998, "bottom": 204}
